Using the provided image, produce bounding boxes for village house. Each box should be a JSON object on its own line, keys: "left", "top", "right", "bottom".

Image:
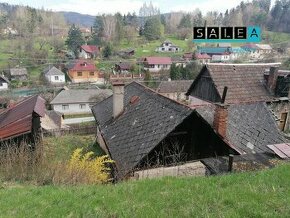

{"left": 118, "top": 48, "right": 135, "bottom": 57}
{"left": 92, "top": 81, "right": 288, "bottom": 179}
{"left": 186, "top": 63, "right": 290, "bottom": 132}
{"left": 50, "top": 89, "right": 112, "bottom": 115}
{"left": 143, "top": 57, "right": 172, "bottom": 73}
{"left": 183, "top": 52, "right": 193, "bottom": 60}
{"left": 114, "top": 62, "right": 132, "bottom": 74}
{"left": 9, "top": 68, "right": 28, "bottom": 81}
{"left": 44, "top": 66, "right": 66, "bottom": 84}
{"left": 157, "top": 80, "right": 193, "bottom": 101}
{"left": 92, "top": 82, "right": 235, "bottom": 179}
{"left": 198, "top": 47, "right": 232, "bottom": 62}
{"left": 195, "top": 53, "right": 211, "bottom": 64}
{"left": 0, "top": 75, "right": 9, "bottom": 90}
{"left": 79, "top": 45, "right": 100, "bottom": 59}
{"left": 67, "top": 59, "right": 103, "bottom": 83}
{"left": 241, "top": 43, "right": 272, "bottom": 60}
{"left": 0, "top": 95, "right": 45, "bottom": 147}
{"left": 155, "top": 40, "right": 181, "bottom": 53}
{"left": 41, "top": 110, "right": 69, "bottom": 134}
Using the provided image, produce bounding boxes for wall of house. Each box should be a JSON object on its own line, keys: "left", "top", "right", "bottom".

{"left": 0, "top": 82, "right": 8, "bottom": 90}
{"left": 68, "top": 70, "right": 102, "bottom": 83}
{"left": 267, "top": 101, "right": 290, "bottom": 132}
{"left": 212, "top": 54, "right": 230, "bottom": 62}
{"left": 156, "top": 44, "right": 181, "bottom": 52}
{"left": 79, "top": 49, "right": 90, "bottom": 59}
{"left": 52, "top": 103, "right": 93, "bottom": 115}
{"left": 45, "top": 75, "right": 66, "bottom": 83}
{"left": 144, "top": 64, "right": 170, "bottom": 73}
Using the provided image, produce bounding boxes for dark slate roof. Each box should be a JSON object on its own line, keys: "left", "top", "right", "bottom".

{"left": 44, "top": 66, "right": 65, "bottom": 76}
{"left": 187, "top": 63, "right": 280, "bottom": 104}
{"left": 92, "top": 82, "right": 193, "bottom": 177}
{"left": 50, "top": 89, "right": 112, "bottom": 104}
{"left": 196, "top": 102, "right": 286, "bottom": 154}
{"left": 157, "top": 80, "right": 193, "bottom": 93}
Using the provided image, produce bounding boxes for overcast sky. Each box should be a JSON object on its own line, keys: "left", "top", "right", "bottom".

{"left": 0, "top": 0, "right": 243, "bottom": 15}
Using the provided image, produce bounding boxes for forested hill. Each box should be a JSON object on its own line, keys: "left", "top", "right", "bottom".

{"left": 0, "top": 0, "right": 290, "bottom": 32}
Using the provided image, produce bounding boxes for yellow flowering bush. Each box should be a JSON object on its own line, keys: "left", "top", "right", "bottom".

{"left": 68, "top": 148, "right": 114, "bottom": 184}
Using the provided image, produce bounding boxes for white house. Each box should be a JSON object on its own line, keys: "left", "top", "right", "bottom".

{"left": 44, "top": 66, "right": 66, "bottom": 84}
{"left": 211, "top": 53, "right": 231, "bottom": 62}
{"left": 155, "top": 40, "right": 181, "bottom": 53}
{"left": 0, "top": 75, "right": 9, "bottom": 90}
{"left": 79, "top": 45, "right": 100, "bottom": 59}
{"left": 50, "top": 89, "right": 112, "bottom": 115}
{"left": 143, "top": 57, "right": 172, "bottom": 73}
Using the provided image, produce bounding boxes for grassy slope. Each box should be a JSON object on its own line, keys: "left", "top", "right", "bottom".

{"left": 0, "top": 163, "right": 290, "bottom": 217}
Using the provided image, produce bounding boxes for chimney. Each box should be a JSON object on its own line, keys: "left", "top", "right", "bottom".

{"left": 267, "top": 66, "right": 279, "bottom": 94}
{"left": 213, "top": 87, "right": 228, "bottom": 138}
{"left": 213, "top": 103, "right": 228, "bottom": 138}
{"left": 112, "top": 81, "right": 125, "bottom": 118}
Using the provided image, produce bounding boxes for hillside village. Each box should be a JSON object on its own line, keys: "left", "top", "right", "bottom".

{"left": 1, "top": 0, "right": 290, "bottom": 216}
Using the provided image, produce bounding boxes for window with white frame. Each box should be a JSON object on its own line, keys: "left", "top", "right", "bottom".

{"left": 62, "top": 105, "right": 69, "bottom": 110}
{"left": 79, "top": 104, "right": 86, "bottom": 109}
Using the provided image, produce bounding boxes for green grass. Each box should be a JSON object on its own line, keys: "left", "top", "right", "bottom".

{"left": 0, "top": 163, "right": 290, "bottom": 217}
{"left": 263, "top": 31, "right": 290, "bottom": 45}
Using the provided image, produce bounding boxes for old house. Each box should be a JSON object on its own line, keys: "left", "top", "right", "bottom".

{"left": 183, "top": 52, "right": 193, "bottom": 60}
{"left": 0, "top": 95, "right": 45, "bottom": 147}
{"left": 50, "top": 89, "right": 112, "bottom": 115}
{"left": 195, "top": 53, "right": 211, "bottom": 64}
{"left": 241, "top": 43, "right": 272, "bottom": 60}
{"left": 68, "top": 60, "right": 103, "bottom": 83}
{"left": 41, "top": 110, "right": 69, "bottom": 134}
{"left": 114, "top": 62, "right": 132, "bottom": 74}
{"left": 79, "top": 45, "right": 100, "bottom": 59}
{"left": 9, "top": 68, "right": 28, "bottom": 81}
{"left": 143, "top": 57, "right": 172, "bottom": 73}
{"left": 157, "top": 80, "right": 193, "bottom": 101}
{"left": 44, "top": 66, "right": 66, "bottom": 84}
{"left": 0, "top": 75, "right": 9, "bottom": 90}
{"left": 92, "top": 82, "right": 236, "bottom": 179}
{"left": 155, "top": 40, "right": 181, "bottom": 53}
{"left": 118, "top": 48, "right": 135, "bottom": 57}
{"left": 186, "top": 63, "right": 290, "bottom": 131}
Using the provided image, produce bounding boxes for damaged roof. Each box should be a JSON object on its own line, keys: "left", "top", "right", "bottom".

{"left": 0, "top": 95, "right": 45, "bottom": 140}
{"left": 187, "top": 63, "right": 280, "bottom": 104}
{"left": 196, "top": 102, "right": 286, "bottom": 154}
{"left": 92, "top": 82, "right": 193, "bottom": 177}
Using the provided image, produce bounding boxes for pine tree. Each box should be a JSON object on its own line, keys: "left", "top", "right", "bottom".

{"left": 65, "top": 24, "right": 84, "bottom": 58}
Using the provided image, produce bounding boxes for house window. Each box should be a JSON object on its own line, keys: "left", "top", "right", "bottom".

{"left": 158, "top": 65, "right": 160, "bottom": 68}
{"left": 77, "top": 72, "right": 82, "bottom": 76}
{"left": 54, "top": 76, "right": 59, "bottom": 81}
{"left": 62, "top": 105, "right": 69, "bottom": 110}
{"left": 162, "top": 48, "right": 165, "bottom": 51}
{"left": 90, "top": 72, "right": 94, "bottom": 76}
{"left": 79, "top": 104, "right": 86, "bottom": 109}
{"left": 89, "top": 104, "right": 94, "bottom": 108}
{"left": 0, "top": 82, "right": 2, "bottom": 86}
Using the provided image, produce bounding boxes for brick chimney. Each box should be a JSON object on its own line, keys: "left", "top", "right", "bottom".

{"left": 213, "top": 103, "right": 228, "bottom": 138}
{"left": 112, "top": 81, "right": 125, "bottom": 118}
{"left": 267, "top": 66, "right": 279, "bottom": 94}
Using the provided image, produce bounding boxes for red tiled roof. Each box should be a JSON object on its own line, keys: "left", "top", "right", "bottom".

{"left": 195, "top": 53, "right": 211, "bottom": 59}
{"left": 70, "top": 60, "right": 96, "bottom": 71}
{"left": 145, "top": 57, "right": 172, "bottom": 65}
{"left": 0, "top": 95, "right": 45, "bottom": 140}
{"left": 81, "top": 45, "right": 100, "bottom": 54}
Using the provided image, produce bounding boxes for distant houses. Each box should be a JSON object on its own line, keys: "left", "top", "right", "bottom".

{"left": 155, "top": 40, "right": 181, "bottom": 53}
{"left": 9, "top": 68, "right": 28, "bottom": 81}
{"left": 50, "top": 89, "right": 112, "bottom": 115}
{"left": 44, "top": 66, "right": 66, "bottom": 84}
{"left": 0, "top": 75, "right": 9, "bottom": 90}
{"left": 114, "top": 62, "right": 132, "bottom": 74}
{"left": 67, "top": 59, "right": 103, "bottom": 83}
{"left": 79, "top": 45, "right": 100, "bottom": 59}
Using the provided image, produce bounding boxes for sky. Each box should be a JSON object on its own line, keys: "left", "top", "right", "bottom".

{"left": 0, "top": 0, "right": 243, "bottom": 15}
